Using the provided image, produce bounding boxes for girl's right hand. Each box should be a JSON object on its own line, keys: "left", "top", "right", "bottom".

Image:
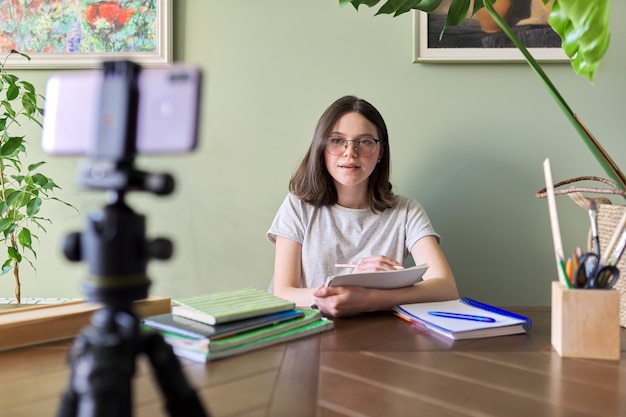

{"left": 350, "top": 255, "right": 403, "bottom": 273}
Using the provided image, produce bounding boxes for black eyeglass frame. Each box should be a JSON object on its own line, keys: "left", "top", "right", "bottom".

{"left": 325, "top": 137, "right": 384, "bottom": 156}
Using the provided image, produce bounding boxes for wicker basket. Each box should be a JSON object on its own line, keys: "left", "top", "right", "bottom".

{"left": 536, "top": 176, "right": 626, "bottom": 328}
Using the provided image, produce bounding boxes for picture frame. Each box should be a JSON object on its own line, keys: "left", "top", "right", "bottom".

{"left": 413, "top": 9, "right": 568, "bottom": 63}
{"left": 1, "top": 0, "right": 172, "bottom": 69}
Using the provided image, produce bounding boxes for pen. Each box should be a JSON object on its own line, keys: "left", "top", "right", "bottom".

{"left": 334, "top": 263, "right": 405, "bottom": 270}
{"left": 428, "top": 311, "right": 496, "bottom": 323}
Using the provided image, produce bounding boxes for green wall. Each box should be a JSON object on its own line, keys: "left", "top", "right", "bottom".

{"left": 6, "top": 0, "right": 626, "bottom": 306}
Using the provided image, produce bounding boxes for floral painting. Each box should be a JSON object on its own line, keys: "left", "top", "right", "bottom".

{"left": 0, "top": 0, "right": 171, "bottom": 68}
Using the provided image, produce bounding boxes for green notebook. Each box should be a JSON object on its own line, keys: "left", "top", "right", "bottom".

{"left": 172, "top": 287, "right": 295, "bottom": 325}
{"left": 171, "top": 317, "right": 334, "bottom": 363}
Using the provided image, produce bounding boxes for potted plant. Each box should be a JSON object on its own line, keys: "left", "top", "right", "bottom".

{"left": 337, "top": 0, "right": 620, "bottom": 189}
{"left": 0, "top": 49, "right": 74, "bottom": 303}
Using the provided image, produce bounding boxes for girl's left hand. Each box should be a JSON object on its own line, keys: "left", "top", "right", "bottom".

{"left": 312, "top": 285, "right": 373, "bottom": 317}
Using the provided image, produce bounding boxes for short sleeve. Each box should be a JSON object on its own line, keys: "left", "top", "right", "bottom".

{"left": 267, "top": 193, "right": 308, "bottom": 245}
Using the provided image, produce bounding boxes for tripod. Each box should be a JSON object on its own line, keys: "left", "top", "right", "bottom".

{"left": 55, "top": 61, "right": 209, "bottom": 417}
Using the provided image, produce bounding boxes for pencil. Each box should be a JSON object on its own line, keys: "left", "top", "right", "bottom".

{"left": 334, "top": 264, "right": 405, "bottom": 270}
{"left": 603, "top": 209, "right": 626, "bottom": 265}
{"left": 543, "top": 158, "right": 570, "bottom": 289}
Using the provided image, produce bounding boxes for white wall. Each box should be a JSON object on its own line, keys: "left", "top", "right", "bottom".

{"left": 6, "top": 0, "right": 625, "bottom": 306}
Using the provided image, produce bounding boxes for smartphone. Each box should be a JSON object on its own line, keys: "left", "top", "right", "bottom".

{"left": 41, "top": 64, "right": 202, "bottom": 155}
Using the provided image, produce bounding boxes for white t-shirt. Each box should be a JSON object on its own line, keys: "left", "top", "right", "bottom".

{"left": 267, "top": 193, "right": 439, "bottom": 288}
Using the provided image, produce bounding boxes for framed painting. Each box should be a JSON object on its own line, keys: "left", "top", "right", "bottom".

{"left": 413, "top": 1, "right": 568, "bottom": 63}
{"left": 0, "top": 0, "right": 172, "bottom": 69}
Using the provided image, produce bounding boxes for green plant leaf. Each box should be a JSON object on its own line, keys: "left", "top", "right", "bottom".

{"left": 30, "top": 217, "right": 50, "bottom": 233}
{"left": 4, "top": 189, "right": 18, "bottom": 206}
{"left": 18, "top": 80, "right": 36, "bottom": 95}
{"left": 9, "top": 49, "right": 30, "bottom": 61}
{"left": 1, "top": 136, "right": 24, "bottom": 156}
{"left": 49, "top": 197, "right": 77, "bottom": 211}
{"left": 2, "top": 100, "right": 16, "bottom": 117}
{"left": 344, "top": 0, "right": 381, "bottom": 9}
{"left": 6, "top": 189, "right": 28, "bottom": 209}
{"left": 548, "top": 0, "right": 610, "bottom": 82}
{"left": 0, "top": 218, "right": 13, "bottom": 233}
{"left": 12, "top": 175, "right": 26, "bottom": 187}
{"left": 2, "top": 73, "right": 18, "bottom": 85}
{"left": 342, "top": 0, "right": 445, "bottom": 14}
{"left": 18, "top": 228, "right": 32, "bottom": 248}
{"left": 43, "top": 179, "right": 60, "bottom": 190}
{"left": 1, "top": 259, "right": 11, "bottom": 275}
{"left": 377, "top": 0, "right": 405, "bottom": 15}
{"left": 23, "top": 255, "right": 36, "bottom": 268}
{"left": 441, "top": 0, "right": 471, "bottom": 39}
{"left": 27, "top": 186, "right": 41, "bottom": 199}
{"left": 30, "top": 173, "right": 50, "bottom": 187}
{"left": 8, "top": 246, "right": 22, "bottom": 262}
{"left": 27, "top": 161, "right": 46, "bottom": 171}
{"left": 21, "top": 93, "right": 38, "bottom": 116}
{"left": 26, "top": 198, "right": 42, "bottom": 217}
{"left": 395, "top": 0, "right": 426, "bottom": 16}
{"left": 6, "top": 83, "right": 19, "bottom": 101}
{"left": 411, "top": 0, "right": 444, "bottom": 13}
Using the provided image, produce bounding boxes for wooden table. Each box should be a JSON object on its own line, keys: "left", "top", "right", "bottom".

{"left": 1, "top": 307, "right": 625, "bottom": 417}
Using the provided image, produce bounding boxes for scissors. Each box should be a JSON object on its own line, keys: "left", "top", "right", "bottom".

{"left": 573, "top": 252, "right": 620, "bottom": 289}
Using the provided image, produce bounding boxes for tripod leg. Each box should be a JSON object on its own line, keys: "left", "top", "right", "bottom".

{"left": 56, "top": 383, "right": 78, "bottom": 417}
{"left": 142, "top": 330, "right": 210, "bottom": 417}
{"left": 56, "top": 308, "right": 137, "bottom": 417}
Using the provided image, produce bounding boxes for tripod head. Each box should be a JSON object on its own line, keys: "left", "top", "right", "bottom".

{"left": 62, "top": 60, "right": 175, "bottom": 308}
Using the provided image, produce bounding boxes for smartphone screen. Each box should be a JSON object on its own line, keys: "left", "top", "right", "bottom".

{"left": 41, "top": 64, "right": 202, "bottom": 155}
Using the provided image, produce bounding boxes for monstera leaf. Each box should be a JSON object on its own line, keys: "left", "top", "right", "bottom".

{"left": 340, "top": 0, "right": 610, "bottom": 83}
{"left": 548, "top": 1, "right": 610, "bottom": 82}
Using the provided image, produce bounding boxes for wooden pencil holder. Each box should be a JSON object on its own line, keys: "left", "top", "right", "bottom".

{"left": 536, "top": 176, "right": 626, "bottom": 328}
{"left": 551, "top": 281, "right": 620, "bottom": 360}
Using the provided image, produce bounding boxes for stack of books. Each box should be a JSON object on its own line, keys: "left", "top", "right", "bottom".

{"left": 142, "top": 287, "right": 333, "bottom": 363}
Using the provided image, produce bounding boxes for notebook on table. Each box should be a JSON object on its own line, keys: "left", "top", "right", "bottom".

{"left": 172, "top": 287, "right": 295, "bottom": 325}
{"left": 393, "top": 297, "right": 532, "bottom": 340}
{"left": 325, "top": 264, "right": 429, "bottom": 289}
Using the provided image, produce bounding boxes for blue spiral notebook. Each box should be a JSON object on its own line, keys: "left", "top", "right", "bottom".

{"left": 393, "top": 297, "right": 532, "bottom": 340}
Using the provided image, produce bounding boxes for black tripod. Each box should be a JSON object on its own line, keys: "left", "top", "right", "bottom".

{"left": 55, "top": 61, "right": 209, "bottom": 417}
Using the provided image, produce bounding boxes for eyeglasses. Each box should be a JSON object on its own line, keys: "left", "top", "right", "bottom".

{"left": 325, "top": 137, "right": 382, "bottom": 157}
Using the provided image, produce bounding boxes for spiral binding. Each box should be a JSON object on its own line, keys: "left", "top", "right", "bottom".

{"left": 460, "top": 297, "right": 533, "bottom": 332}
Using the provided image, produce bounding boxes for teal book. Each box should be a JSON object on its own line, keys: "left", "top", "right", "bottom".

{"left": 169, "top": 316, "right": 334, "bottom": 363}
{"left": 160, "top": 308, "right": 322, "bottom": 353}
{"left": 172, "top": 287, "right": 295, "bottom": 325}
{"left": 142, "top": 309, "right": 304, "bottom": 340}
